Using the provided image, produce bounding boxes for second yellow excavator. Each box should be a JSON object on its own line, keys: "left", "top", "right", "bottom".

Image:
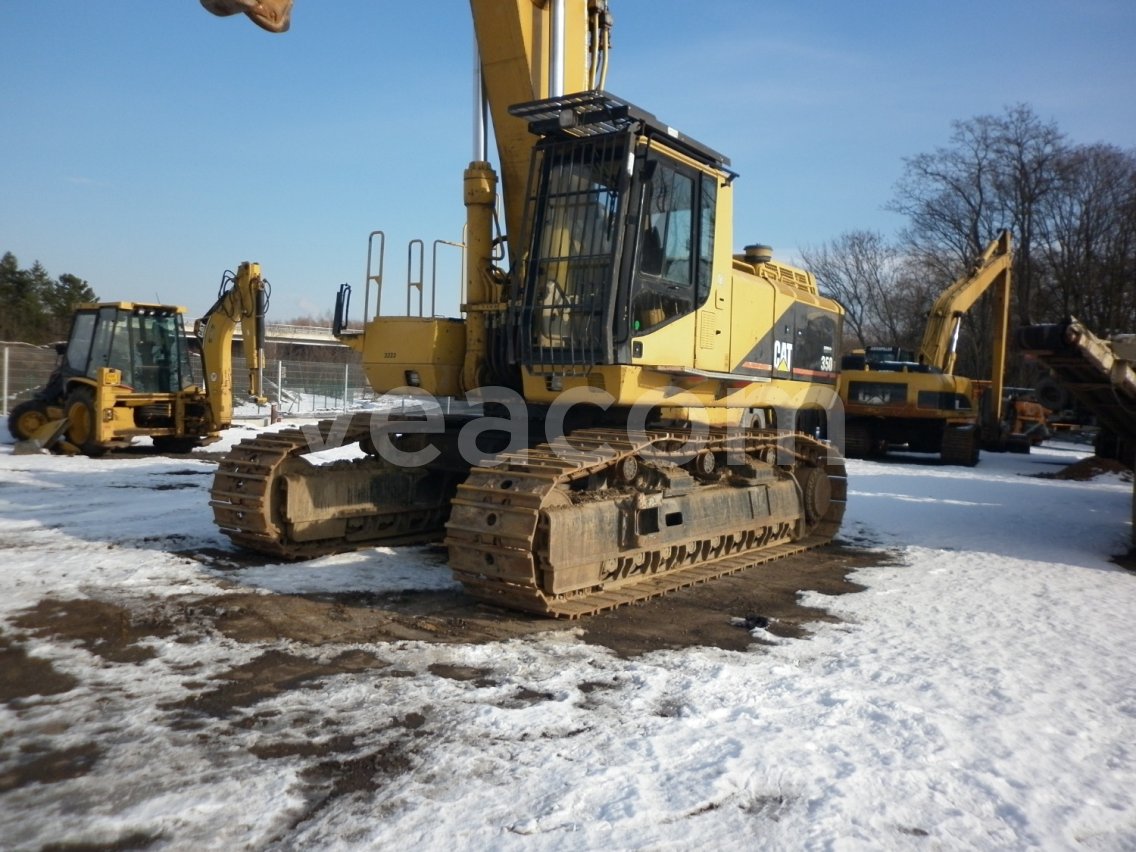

{"left": 204, "top": 0, "right": 848, "bottom": 617}
{"left": 838, "top": 231, "right": 1014, "bottom": 465}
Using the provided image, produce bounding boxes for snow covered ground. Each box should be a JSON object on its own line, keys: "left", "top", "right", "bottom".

{"left": 0, "top": 434, "right": 1133, "bottom": 850}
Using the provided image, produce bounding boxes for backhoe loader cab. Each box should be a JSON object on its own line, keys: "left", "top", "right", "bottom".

{"left": 63, "top": 304, "right": 195, "bottom": 395}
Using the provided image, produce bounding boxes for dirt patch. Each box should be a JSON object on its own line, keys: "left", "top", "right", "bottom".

{"left": 189, "top": 543, "right": 884, "bottom": 657}
{"left": 282, "top": 737, "right": 417, "bottom": 833}
{"left": 0, "top": 742, "right": 101, "bottom": 793}
{"left": 428, "top": 663, "right": 498, "bottom": 685}
{"left": 247, "top": 720, "right": 424, "bottom": 836}
{"left": 202, "top": 588, "right": 555, "bottom": 646}
{"left": 1035, "top": 455, "right": 1132, "bottom": 481}
{"left": 579, "top": 543, "right": 877, "bottom": 656}
{"left": 0, "top": 543, "right": 885, "bottom": 816}
{"left": 304, "top": 739, "right": 414, "bottom": 797}
{"left": 0, "top": 631, "right": 79, "bottom": 704}
{"left": 6, "top": 544, "right": 884, "bottom": 671}
{"left": 12, "top": 598, "right": 175, "bottom": 664}
{"left": 164, "top": 648, "right": 388, "bottom": 720}
{"left": 177, "top": 544, "right": 881, "bottom": 655}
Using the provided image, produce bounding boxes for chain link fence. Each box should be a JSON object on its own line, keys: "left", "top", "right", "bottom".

{"left": 242, "top": 356, "right": 372, "bottom": 416}
{"left": 1, "top": 343, "right": 374, "bottom": 419}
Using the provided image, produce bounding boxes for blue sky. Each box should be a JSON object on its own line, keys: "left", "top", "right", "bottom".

{"left": 2, "top": 1, "right": 1134, "bottom": 321}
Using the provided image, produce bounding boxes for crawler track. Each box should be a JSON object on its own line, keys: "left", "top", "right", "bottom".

{"left": 210, "top": 413, "right": 455, "bottom": 560}
{"left": 446, "top": 428, "right": 846, "bottom": 617}
{"left": 211, "top": 418, "right": 846, "bottom": 617}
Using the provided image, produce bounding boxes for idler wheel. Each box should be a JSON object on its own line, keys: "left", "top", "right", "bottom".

{"left": 800, "top": 465, "right": 832, "bottom": 525}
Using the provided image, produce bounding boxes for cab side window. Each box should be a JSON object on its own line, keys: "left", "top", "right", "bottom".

{"left": 697, "top": 176, "right": 716, "bottom": 304}
{"left": 65, "top": 313, "right": 96, "bottom": 373}
{"left": 632, "top": 158, "right": 716, "bottom": 334}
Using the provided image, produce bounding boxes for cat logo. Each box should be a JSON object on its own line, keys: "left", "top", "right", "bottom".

{"left": 774, "top": 340, "right": 794, "bottom": 372}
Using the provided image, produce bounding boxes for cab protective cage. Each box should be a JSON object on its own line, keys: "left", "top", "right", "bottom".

{"left": 506, "top": 91, "right": 736, "bottom": 373}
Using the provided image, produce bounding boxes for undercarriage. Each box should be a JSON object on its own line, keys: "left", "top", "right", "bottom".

{"left": 210, "top": 412, "right": 846, "bottom": 617}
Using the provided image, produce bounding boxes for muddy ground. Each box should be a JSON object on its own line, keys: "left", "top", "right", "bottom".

{"left": 2, "top": 539, "right": 883, "bottom": 704}
{"left": 2, "top": 439, "right": 893, "bottom": 830}
{"left": 1, "top": 536, "right": 887, "bottom": 824}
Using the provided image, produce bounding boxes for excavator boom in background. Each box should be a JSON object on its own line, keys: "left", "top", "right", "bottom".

{"left": 1018, "top": 318, "right": 1136, "bottom": 467}
{"left": 1018, "top": 317, "right": 1136, "bottom": 551}
{"left": 203, "top": 1, "right": 848, "bottom": 617}
{"left": 838, "top": 230, "right": 1014, "bottom": 465}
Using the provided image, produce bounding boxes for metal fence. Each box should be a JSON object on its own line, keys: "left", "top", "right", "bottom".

{"left": 1, "top": 343, "right": 374, "bottom": 418}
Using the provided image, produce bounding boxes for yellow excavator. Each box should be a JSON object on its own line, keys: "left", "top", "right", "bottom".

{"left": 203, "top": 0, "right": 848, "bottom": 617}
{"left": 838, "top": 231, "right": 1014, "bottom": 465}
{"left": 7, "top": 263, "right": 268, "bottom": 456}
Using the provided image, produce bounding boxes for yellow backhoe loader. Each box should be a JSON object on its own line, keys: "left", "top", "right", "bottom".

{"left": 7, "top": 262, "right": 268, "bottom": 456}
{"left": 838, "top": 231, "right": 1014, "bottom": 465}
{"left": 202, "top": 1, "right": 848, "bottom": 617}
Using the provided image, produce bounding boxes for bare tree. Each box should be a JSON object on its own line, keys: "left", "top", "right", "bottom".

{"left": 802, "top": 230, "right": 933, "bottom": 353}
{"left": 988, "top": 104, "right": 1067, "bottom": 326}
{"left": 887, "top": 104, "right": 1072, "bottom": 382}
{"left": 803, "top": 231, "right": 890, "bottom": 348}
{"left": 810, "top": 104, "right": 1135, "bottom": 386}
{"left": 890, "top": 113, "right": 1007, "bottom": 270}
{"left": 889, "top": 105, "right": 1064, "bottom": 325}
{"left": 1037, "top": 143, "right": 1136, "bottom": 334}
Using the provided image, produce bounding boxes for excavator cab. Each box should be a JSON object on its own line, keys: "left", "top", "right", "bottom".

{"left": 510, "top": 92, "right": 726, "bottom": 373}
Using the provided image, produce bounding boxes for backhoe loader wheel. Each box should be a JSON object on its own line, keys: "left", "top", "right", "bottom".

{"left": 65, "top": 387, "right": 108, "bottom": 458}
{"left": 8, "top": 399, "right": 51, "bottom": 441}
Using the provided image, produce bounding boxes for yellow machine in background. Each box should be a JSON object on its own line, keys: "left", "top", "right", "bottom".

{"left": 838, "top": 231, "right": 1013, "bottom": 465}
{"left": 7, "top": 263, "right": 268, "bottom": 456}
{"left": 205, "top": 1, "right": 848, "bottom": 617}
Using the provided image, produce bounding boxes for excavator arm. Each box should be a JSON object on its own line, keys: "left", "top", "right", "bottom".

{"left": 916, "top": 230, "right": 1013, "bottom": 438}
{"left": 918, "top": 230, "right": 1013, "bottom": 376}
{"left": 196, "top": 262, "right": 269, "bottom": 429}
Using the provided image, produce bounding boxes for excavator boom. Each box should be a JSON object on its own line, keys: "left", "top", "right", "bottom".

{"left": 918, "top": 230, "right": 1013, "bottom": 377}
{"left": 196, "top": 261, "right": 269, "bottom": 429}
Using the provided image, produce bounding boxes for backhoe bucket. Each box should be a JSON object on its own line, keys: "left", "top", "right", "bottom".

{"left": 199, "top": 0, "right": 292, "bottom": 33}
{"left": 12, "top": 418, "right": 70, "bottom": 455}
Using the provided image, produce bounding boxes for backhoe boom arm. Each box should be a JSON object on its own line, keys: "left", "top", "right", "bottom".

{"left": 197, "top": 261, "right": 268, "bottom": 429}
